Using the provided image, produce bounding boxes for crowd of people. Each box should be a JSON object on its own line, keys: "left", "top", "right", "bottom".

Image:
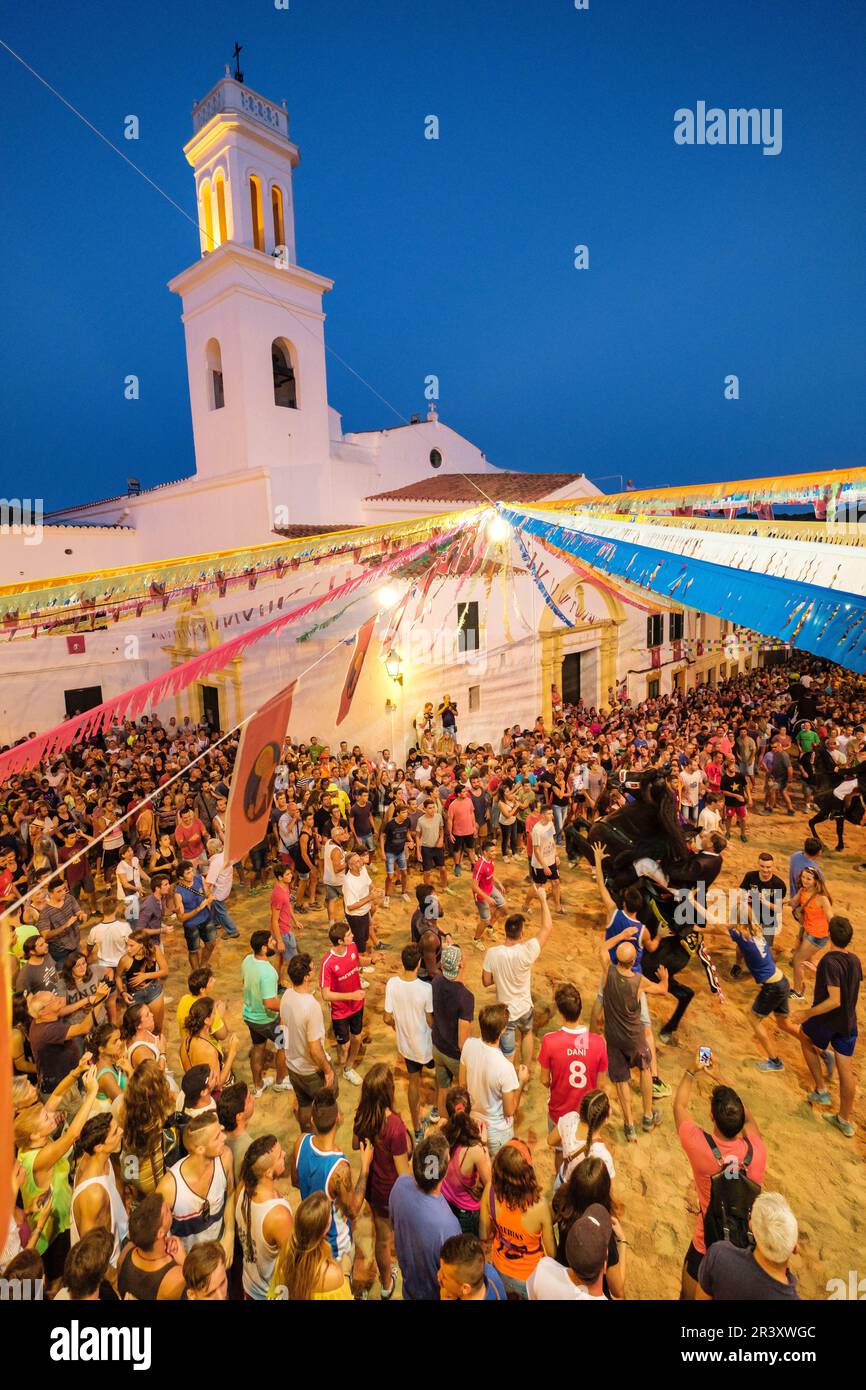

{"left": 3, "top": 659, "right": 863, "bottom": 1301}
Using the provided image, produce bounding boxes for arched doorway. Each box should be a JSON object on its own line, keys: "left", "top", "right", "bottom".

{"left": 537, "top": 574, "right": 625, "bottom": 724}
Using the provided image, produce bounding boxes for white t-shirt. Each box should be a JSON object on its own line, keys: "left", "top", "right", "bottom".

{"left": 279, "top": 988, "right": 328, "bottom": 1076}
{"left": 460, "top": 1037, "right": 518, "bottom": 1129}
{"left": 342, "top": 867, "right": 372, "bottom": 917}
{"left": 555, "top": 1114, "right": 616, "bottom": 1185}
{"left": 679, "top": 769, "right": 703, "bottom": 807}
{"left": 526, "top": 1256, "right": 606, "bottom": 1301}
{"left": 384, "top": 976, "right": 433, "bottom": 1064}
{"left": 531, "top": 820, "right": 557, "bottom": 869}
{"left": 205, "top": 851, "right": 234, "bottom": 902}
{"left": 696, "top": 806, "right": 721, "bottom": 850}
{"left": 116, "top": 857, "right": 142, "bottom": 900}
{"left": 88, "top": 918, "right": 132, "bottom": 967}
{"left": 483, "top": 938, "right": 541, "bottom": 1021}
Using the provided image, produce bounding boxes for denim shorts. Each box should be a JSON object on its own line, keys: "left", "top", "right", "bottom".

{"left": 804, "top": 931, "right": 828, "bottom": 947}
{"left": 476, "top": 887, "right": 505, "bottom": 921}
{"left": 500, "top": 1007, "right": 535, "bottom": 1056}
{"left": 131, "top": 980, "right": 163, "bottom": 1007}
{"left": 385, "top": 851, "right": 407, "bottom": 873}
{"left": 183, "top": 916, "right": 217, "bottom": 950}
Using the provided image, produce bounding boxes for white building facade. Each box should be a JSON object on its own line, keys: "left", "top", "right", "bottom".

{"left": 0, "top": 70, "right": 737, "bottom": 750}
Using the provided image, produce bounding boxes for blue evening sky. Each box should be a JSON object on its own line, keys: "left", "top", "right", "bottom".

{"left": 1, "top": 0, "right": 864, "bottom": 507}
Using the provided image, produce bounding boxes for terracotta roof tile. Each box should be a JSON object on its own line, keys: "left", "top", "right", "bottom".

{"left": 272, "top": 523, "right": 350, "bottom": 538}
{"left": 365, "top": 472, "right": 588, "bottom": 504}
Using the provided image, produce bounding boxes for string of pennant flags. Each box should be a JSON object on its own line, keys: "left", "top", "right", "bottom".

{"left": 6, "top": 470, "right": 866, "bottom": 780}
{"left": 668, "top": 634, "right": 791, "bottom": 657}
{"left": 0, "top": 526, "right": 462, "bottom": 780}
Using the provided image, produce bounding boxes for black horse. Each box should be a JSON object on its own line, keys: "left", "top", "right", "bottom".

{"left": 807, "top": 759, "right": 866, "bottom": 850}
{"left": 565, "top": 770, "right": 692, "bottom": 888}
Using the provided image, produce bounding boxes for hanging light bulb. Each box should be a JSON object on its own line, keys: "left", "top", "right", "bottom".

{"left": 486, "top": 513, "right": 511, "bottom": 544}
{"left": 377, "top": 584, "right": 401, "bottom": 609}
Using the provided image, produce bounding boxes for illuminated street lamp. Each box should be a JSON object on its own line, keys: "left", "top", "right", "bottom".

{"left": 385, "top": 651, "right": 403, "bottom": 685}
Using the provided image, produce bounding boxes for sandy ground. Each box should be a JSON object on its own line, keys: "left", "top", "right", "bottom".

{"left": 159, "top": 808, "right": 865, "bottom": 1300}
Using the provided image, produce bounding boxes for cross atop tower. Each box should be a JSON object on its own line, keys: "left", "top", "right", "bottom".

{"left": 231, "top": 41, "right": 243, "bottom": 83}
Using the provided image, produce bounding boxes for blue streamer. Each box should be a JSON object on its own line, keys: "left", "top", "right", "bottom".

{"left": 514, "top": 529, "right": 574, "bottom": 628}
{"left": 501, "top": 507, "right": 866, "bottom": 674}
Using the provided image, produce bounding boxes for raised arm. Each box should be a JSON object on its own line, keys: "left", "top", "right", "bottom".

{"left": 591, "top": 843, "right": 617, "bottom": 917}
{"left": 534, "top": 884, "right": 555, "bottom": 951}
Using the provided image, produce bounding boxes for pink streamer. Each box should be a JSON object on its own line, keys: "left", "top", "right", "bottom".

{"left": 0, "top": 528, "right": 460, "bottom": 781}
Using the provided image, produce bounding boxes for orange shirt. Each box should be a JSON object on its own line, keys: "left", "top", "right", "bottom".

{"left": 490, "top": 1197, "right": 544, "bottom": 1281}
{"left": 797, "top": 890, "right": 829, "bottom": 939}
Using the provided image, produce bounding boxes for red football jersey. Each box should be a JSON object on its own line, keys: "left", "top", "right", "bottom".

{"left": 538, "top": 1026, "right": 608, "bottom": 1122}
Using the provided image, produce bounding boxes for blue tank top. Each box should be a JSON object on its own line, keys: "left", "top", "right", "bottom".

{"left": 606, "top": 909, "right": 644, "bottom": 973}
{"left": 296, "top": 1134, "right": 351, "bottom": 1259}
{"left": 177, "top": 876, "right": 210, "bottom": 927}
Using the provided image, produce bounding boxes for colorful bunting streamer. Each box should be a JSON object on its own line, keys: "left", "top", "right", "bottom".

{"left": 514, "top": 530, "right": 575, "bottom": 628}
{"left": 501, "top": 506, "right": 866, "bottom": 674}
{"left": 0, "top": 527, "right": 461, "bottom": 780}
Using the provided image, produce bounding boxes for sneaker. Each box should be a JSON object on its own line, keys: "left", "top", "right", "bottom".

{"left": 807, "top": 1088, "right": 832, "bottom": 1105}
{"left": 382, "top": 895, "right": 390, "bottom": 909}
{"left": 443, "top": 887, "right": 457, "bottom": 896}
{"left": 730, "top": 964, "right": 744, "bottom": 980}
{"left": 624, "top": 1124, "right": 638, "bottom": 1143}
{"left": 400, "top": 893, "right": 411, "bottom": 903}
{"left": 789, "top": 989, "right": 806, "bottom": 1001}
{"left": 652, "top": 1077, "right": 672, "bottom": 1099}
{"left": 272, "top": 1080, "right": 293, "bottom": 1091}
{"left": 427, "top": 1108, "right": 441, "bottom": 1124}
{"left": 453, "top": 864, "right": 462, "bottom": 877}
{"left": 756, "top": 1058, "right": 784, "bottom": 1072}
{"left": 343, "top": 1067, "right": 363, "bottom": 1086}
{"left": 251, "top": 1077, "right": 274, "bottom": 1099}
{"left": 360, "top": 979, "right": 370, "bottom": 990}
{"left": 659, "top": 1030, "right": 678, "bottom": 1047}
{"left": 825, "top": 1113, "right": 855, "bottom": 1138}
{"left": 472, "top": 939, "right": 486, "bottom": 951}
{"left": 819, "top": 1048, "right": 836, "bottom": 1079}
{"left": 380, "top": 1276, "right": 397, "bottom": 1301}
{"left": 362, "top": 965, "right": 375, "bottom": 975}
{"left": 642, "top": 1108, "right": 663, "bottom": 1132}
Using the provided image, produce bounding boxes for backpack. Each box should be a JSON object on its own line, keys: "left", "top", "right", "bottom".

{"left": 702, "top": 1132, "right": 761, "bottom": 1250}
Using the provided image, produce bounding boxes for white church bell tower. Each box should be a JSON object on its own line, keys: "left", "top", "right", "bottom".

{"left": 168, "top": 64, "right": 334, "bottom": 512}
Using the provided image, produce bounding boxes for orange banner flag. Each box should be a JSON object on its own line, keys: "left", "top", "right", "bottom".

{"left": 336, "top": 616, "right": 377, "bottom": 726}
{"left": 224, "top": 682, "right": 296, "bottom": 865}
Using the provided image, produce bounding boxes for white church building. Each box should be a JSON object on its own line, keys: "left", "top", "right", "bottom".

{"left": 0, "top": 69, "right": 733, "bottom": 750}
